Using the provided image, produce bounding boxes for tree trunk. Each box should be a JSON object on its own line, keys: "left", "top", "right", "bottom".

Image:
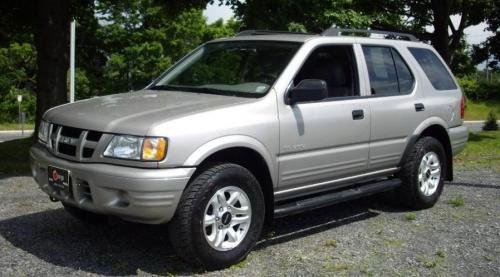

{"left": 431, "top": 0, "right": 451, "bottom": 64}
{"left": 34, "top": 0, "right": 70, "bottom": 132}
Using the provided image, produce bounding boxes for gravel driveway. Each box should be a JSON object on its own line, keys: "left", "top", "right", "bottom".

{"left": 0, "top": 168, "right": 498, "bottom": 276}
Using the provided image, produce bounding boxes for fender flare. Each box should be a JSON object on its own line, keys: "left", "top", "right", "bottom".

{"left": 399, "top": 117, "right": 453, "bottom": 180}
{"left": 183, "top": 135, "right": 277, "bottom": 186}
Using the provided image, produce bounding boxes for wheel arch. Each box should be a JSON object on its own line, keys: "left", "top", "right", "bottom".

{"left": 401, "top": 119, "right": 453, "bottom": 181}
{"left": 184, "top": 136, "right": 276, "bottom": 226}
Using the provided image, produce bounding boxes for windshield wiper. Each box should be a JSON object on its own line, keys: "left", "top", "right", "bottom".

{"left": 149, "top": 84, "right": 259, "bottom": 98}
{"left": 148, "top": 84, "right": 183, "bottom": 91}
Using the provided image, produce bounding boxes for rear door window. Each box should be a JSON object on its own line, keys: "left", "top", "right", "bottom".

{"left": 409, "top": 47, "right": 457, "bottom": 90}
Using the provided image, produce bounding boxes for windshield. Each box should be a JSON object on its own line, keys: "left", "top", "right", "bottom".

{"left": 150, "top": 41, "right": 301, "bottom": 97}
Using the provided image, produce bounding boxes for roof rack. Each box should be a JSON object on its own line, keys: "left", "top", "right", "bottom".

{"left": 322, "top": 28, "right": 419, "bottom": 42}
{"left": 236, "top": 29, "right": 316, "bottom": 37}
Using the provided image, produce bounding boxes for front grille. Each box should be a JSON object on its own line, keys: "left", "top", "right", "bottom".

{"left": 48, "top": 124, "right": 103, "bottom": 161}
{"left": 58, "top": 143, "right": 77, "bottom": 156}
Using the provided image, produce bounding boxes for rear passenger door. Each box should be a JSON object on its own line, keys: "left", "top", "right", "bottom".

{"left": 361, "top": 45, "right": 428, "bottom": 171}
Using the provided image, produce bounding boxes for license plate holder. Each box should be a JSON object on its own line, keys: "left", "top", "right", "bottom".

{"left": 47, "top": 166, "right": 70, "bottom": 193}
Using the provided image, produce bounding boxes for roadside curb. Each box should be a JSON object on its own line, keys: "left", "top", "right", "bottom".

{"left": 0, "top": 130, "right": 34, "bottom": 133}
{"left": 464, "top": 120, "right": 500, "bottom": 123}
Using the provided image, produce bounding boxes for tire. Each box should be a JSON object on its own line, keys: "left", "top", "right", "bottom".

{"left": 62, "top": 203, "right": 108, "bottom": 224}
{"left": 396, "top": 136, "right": 447, "bottom": 209}
{"left": 168, "top": 163, "right": 265, "bottom": 269}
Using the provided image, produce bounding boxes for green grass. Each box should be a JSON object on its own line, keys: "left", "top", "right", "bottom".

{"left": 454, "top": 131, "right": 500, "bottom": 170}
{"left": 436, "top": 250, "right": 446, "bottom": 258}
{"left": 324, "top": 239, "right": 338, "bottom": 247}
{"left": 448, "top": 196, "right": 465, "bottom": 207}
{"left": 404, "top": 213, "right": 417, "bottom": 221}
{"left": 0, "top": 122, "right": 34, "bottom": 131}
{"left": 0, "top": 137, "right": 34, "bottom": 176}
{"left": 465, "top": 100, "right": 500, "bottom": 121}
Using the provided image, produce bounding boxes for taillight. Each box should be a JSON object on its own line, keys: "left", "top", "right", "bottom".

{"left": 460, "top": 96, "right": 465, "bottom": 120}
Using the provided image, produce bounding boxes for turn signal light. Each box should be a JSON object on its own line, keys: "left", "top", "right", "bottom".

{"left": 142, "top": 138, "right": 167, "bottom": 161}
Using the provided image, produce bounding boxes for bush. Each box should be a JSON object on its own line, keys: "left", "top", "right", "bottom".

{"left": 483, "top": 111, "right": 498, "bottom": 131}
{"left": 457, "top": 75, "right": 500, "bottom": 101}
{"left": 457, "top": 75, "right": 479, "bottom": 100}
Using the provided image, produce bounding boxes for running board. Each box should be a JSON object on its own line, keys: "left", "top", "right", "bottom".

{"left": 274, "top": 178, "right": 402, "bottom": 218}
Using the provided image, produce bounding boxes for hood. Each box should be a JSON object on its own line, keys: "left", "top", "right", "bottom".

{"left": 44, "top": 89, "right": 254, "bottom": 135}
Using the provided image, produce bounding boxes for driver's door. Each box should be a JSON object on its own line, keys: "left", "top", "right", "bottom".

{"left": 276, "top": 44, "right": 371, "bottom": 198}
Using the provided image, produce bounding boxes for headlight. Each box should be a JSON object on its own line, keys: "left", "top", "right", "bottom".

{"left": 103, "top": 135, "right": 167, "bottom": 161}
{"left": 38, "top": 120, "right": 50, "bottom": 143}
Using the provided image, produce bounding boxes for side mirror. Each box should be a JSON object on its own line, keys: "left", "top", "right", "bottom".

{"left": 286, "top": 79, "right": 328, "bottom": 105}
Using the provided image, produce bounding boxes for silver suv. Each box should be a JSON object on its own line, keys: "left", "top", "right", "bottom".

{"left": 30, "top": 29, "right": 469, "bottom": 268}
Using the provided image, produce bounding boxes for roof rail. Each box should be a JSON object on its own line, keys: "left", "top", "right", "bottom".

{"left": 236, "top": 29, "right": 316, "bottom": 37}
{"left": 322, "top": 28, "right": 419, "bottom": 42}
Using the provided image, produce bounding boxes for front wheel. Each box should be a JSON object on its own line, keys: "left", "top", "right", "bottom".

{"left": 396, "top": 136, "right": 447, "bottom": 209}
{"left": 168, "top": 163, "right": 265, "bottom": 269}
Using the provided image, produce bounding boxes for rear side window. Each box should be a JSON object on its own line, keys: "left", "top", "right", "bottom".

{"left": 362, "top": 46, "right": 414, "bottom": 96}
{"left": 409, "top": 47, "right": 457, "bottom": 90}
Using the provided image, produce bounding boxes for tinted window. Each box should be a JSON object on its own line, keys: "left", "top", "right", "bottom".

{"left": 409, "top": 47, "right": 457, "bottom": 90}
{"left": 362, "top": 46, "right": 399, "bottom": 95}
{"left": 294, "top": 45, "right": 358, "bottom": 98}
{"left": 392, "top": 49, "right": 414, "bottom": 93}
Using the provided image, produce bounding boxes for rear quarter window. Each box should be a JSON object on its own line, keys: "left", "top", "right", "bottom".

{"left": 409, "top": 47, "right": 457, "bottom": 90}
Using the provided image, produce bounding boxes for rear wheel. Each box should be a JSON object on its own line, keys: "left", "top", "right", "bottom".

{"left": 396, "top": 136, "right": 447, "bottom": 209}
{"left": 168, "top": 163, "right": 265, "bottom": 269}
{"left": 62, "top": 203, "right": 108, "bottom": 224}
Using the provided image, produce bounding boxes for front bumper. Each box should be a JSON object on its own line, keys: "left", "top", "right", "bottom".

{"left": 30, "top": 143, "right": 195, "bottom": 224}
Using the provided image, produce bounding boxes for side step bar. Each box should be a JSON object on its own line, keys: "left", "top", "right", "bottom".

{"left": 274, "top": 178, "right": 402, "bottom": 218}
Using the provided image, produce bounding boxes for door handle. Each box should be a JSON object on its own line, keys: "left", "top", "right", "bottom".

{"left": 415, "top": 103, "right": 425, "bottom": 112}
{"left": 352, "top": 109, "right": 364, "bottom": 120}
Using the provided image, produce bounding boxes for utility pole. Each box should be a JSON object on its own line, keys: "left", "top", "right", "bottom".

{"left": 69, "top": 19, "right": 76, "bottom": 102}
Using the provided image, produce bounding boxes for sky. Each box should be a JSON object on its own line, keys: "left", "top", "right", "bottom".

{"left": 203, "top": 3, "right": 493, "bottom": 47}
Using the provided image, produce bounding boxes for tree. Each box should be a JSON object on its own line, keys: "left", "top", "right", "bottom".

{"left": 0, "top": 0, "right": 217, "bottom": 131}
{"left": 227, "top": 0, "right": 495, "bottom": 67}
{"left": 95, "top": 1, "right": 238, "bottom": 93}
{"left": 34, "top": 0, "right": 71, "bottom": 132}
{"left": 472, "top": 1, "right": 499, "bottom": 69}
{"left": 0, "top": 43, "right": 37, "bottom": 122}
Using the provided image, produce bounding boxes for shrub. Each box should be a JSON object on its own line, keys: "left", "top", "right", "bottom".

{"left": 457, "top": 75, "right": 479, "bottom": 100}
{"left": 483, "top": 111, "right": 498, "bottom": 131}
{"left": 457, "top": 75, "right": 500, "bottom": 101}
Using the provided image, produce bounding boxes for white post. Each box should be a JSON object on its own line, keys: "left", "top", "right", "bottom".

{"left": 69, "top": 20, "right": 76, "bottom": 103}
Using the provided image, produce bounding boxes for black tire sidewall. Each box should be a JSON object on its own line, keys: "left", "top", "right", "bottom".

{"left": 412, "top": 138, "right": 447, "bottom": 206}
{"left": 188, "top": 165, "right": 265, "bottom": 268}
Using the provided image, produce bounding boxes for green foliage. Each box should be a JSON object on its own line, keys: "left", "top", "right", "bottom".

{"left": 0, "top": 42, "right": 36, "bottom": 123}
{"left": 230, "top": 0, "right": 373, "bottom": 32}
{"left": 95, "top": 4, "right": 237, "bottom": 94}
{"left": 457, "top": 75, "right": 500, "bottom": 101}
{"left": 229, "top": 0, "right": 498, "bottom": 70}
{"left": 0, "top": 88, "right": 36, "bottom": 123}
{"left": 457, "top": 75, "right": 480, "bottom": 100}
{"left": 75, "top": 68, "right": 91, "bottom": 100}
{"left": 483, "top": 111, "right": 498, "bottom": 131}
{"left": 287, "top": 22, "right": 307, "bottom": 33}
